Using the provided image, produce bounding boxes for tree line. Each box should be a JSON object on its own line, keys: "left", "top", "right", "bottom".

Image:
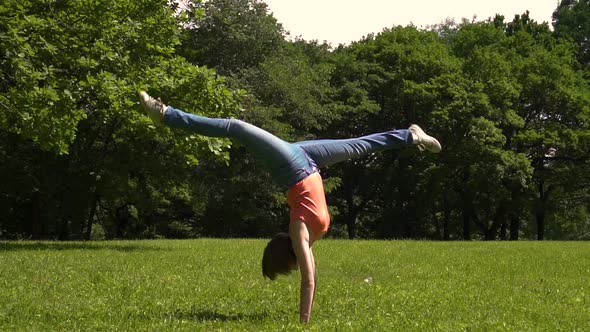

{"left": 0, "top": 0, "right": 589, "bottom": 241}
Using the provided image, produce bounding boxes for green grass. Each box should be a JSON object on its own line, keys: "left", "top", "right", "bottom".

{"left": 0, "top": 240, "right": 589, "bottom": 331}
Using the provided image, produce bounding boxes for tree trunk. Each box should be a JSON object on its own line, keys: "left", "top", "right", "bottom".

{"left": 485, "top": 204, "right": 506, "bottom": 241}
{"left": 345, "top": 185, "right": 357, "bottom": 239}
{"left": 58, "top": 184, "right": 71, "bottom": 240}
{"left": 433, "top": 211, "right": 441, "bottom": 239}
{"left": 536, "top": 212, "right": 545, "bottom": 240}
{"left": 85, "top": 193, "right": 99, "bottom": 240}
{"left": 460, "top": 190, "right": 472, "bottom": 240}
{"left": 58, "top": 216, "right": 70, "bottom": 240}
{"left": 443, "top": 215, "right": 450, "bottom": 240}
{"left": 462, "top": 205, "right": 471, "bottom": 240}
{"left": 500, "top": 223, "right": 507, "bottom": 240}
{"left": 460, "top": 170, "right": 471, "bottom": 240}
{"left": 114, "top": 205, "right": 129, "bottom": 239}
{"left": 537, "top": 180, "right": 546, "bottom": 240}
{"left": 509, "top": 214, "right": 520, "bottom": 240}
{"left": 443, "top": 191, "right": 450, "bottom": 240}
{"left": 28, "top": 190, "right": 41, "bottom": 240}
{"left": 346, "top": 214, "right": 357, "bottom": 239}
{"left": 508, "top": 188, "right": 521, "bottom": 240}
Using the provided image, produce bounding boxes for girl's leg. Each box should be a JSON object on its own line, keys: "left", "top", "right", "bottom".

{"left": 163, "top": 106, "right": 313, "bottom": 188}
{"left": 165, "top": 106, "right": 293, "bottom": 162}
{"left": 138, "top": 92, "right": 312, "bottom": 184}
{"left": 293, "top": 130, "right": 414, "bottom": 168}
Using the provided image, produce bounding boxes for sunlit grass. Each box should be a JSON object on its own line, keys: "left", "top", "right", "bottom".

{"left": 1, "top": 240, "right": 588, "bottom": 331}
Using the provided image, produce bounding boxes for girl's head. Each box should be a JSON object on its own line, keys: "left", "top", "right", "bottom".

{"left": 262, "top": 232, "right": 297, "bottom": 280}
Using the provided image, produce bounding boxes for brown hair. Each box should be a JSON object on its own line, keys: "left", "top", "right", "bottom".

{"left": 262, "top": 232, "right": 297, "bottom": 280}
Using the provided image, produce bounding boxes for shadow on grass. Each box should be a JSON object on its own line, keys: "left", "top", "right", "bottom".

{"left": 171, "top": 307, "right": 274, "bottom": 323}
{"left": 0, "top": 241, "right": 165, "bottom": 252}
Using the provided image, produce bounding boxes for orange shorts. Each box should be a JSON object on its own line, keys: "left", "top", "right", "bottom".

{"left": 287, "top": 172, "right": 330, "bottom": 241}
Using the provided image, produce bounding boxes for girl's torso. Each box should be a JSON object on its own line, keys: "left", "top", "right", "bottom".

{"left": 287, "top": 172, "right": 330, "bottom": 242}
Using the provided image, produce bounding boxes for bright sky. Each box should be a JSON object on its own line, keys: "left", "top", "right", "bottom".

{"left": 263, "top": 0, "right": 559, "bottom": 45}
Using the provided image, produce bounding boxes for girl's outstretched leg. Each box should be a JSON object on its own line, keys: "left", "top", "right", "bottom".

{"left": 138, "top": 91, "right": 315, "bottom": 189}
{"left": 139, "top": 91, "right": 292, "bottom": 150}
{"left": 293, "top": 126, "right": 440, "bottom": 168}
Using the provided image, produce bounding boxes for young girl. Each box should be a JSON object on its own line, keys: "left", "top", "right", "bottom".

{"left": 138, "top": 91, "right": 441, "bottom": 323}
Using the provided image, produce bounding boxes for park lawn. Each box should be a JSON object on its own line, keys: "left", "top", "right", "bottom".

{"left": 0, "top": 240, "right": 588, "bottom": 331}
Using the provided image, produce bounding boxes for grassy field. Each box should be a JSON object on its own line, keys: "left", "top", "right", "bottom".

{"left": 0, "top": 239, "right": 589, "bottom": 331}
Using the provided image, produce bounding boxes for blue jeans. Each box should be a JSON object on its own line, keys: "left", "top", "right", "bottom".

{"left": 165, "top": 106, "right": 413, "bottom": 189}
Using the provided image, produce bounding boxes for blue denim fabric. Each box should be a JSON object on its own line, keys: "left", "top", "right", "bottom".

{"left": 293, "top": 131, "right": 413, "bottom": 168}
{"left": 164, "top": 106, "right": 413, "bottom": 189}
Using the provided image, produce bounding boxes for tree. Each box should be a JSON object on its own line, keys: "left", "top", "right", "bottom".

{"left": 320, "top": 26, "right": 459, "bottom": 239}
{"left": 0, "top": 0, "right": 240, "bottom": 239}
{"left": 178, "top": 0, "right": 286, "bottom": 76}
{"left": 193, "top": 39, "right": 336, "bottom": 238}
{"left": 2, "top": 1, "right": 588, "bottom": 241}
{"left": 456, "top": 14, "right": 590, "bottom": 240}
{"left": 553, "top": 0, "right": 590, "bottom": 67}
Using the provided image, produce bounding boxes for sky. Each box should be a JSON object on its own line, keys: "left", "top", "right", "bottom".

{"left": 263, "top": 0, "right": 560, "bottom": 45}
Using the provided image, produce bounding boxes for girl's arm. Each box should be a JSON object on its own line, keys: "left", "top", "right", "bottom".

{"left": 289, "top": 220, "right": 315, "bottom": 323}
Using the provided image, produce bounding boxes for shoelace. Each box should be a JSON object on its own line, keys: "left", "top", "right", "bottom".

{"left": 148, "top": 97, "right": 166, "bottom": 114}
{"left": 416, "top": 142, "right": 426, "bottom": 152}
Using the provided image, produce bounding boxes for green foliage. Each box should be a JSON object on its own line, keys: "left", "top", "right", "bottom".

{"left": 0, "top": 0, "right": 241, "bottom": 240}
{"left": 238, "top": 41, "right": 335, "bottom": 137}
{"left": 178, "top": 0, "right": 285, "bottom": 75}
{"left": 553, "top": 0, "right": 590, "bottom": 66}
{"left": 1, "top": 0, "right": 589, "bottom": 240}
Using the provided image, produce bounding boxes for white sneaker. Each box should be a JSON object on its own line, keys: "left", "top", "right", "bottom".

{"left": 138, "top": 91, "right": 166, "bottom": 125}
{"left": 409, "top": 124, "right": 441, "bottom": 153}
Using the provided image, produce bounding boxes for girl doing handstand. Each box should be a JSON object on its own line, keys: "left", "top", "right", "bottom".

{"left": 138, "top": 91, "right": 441, "bottom": 323}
